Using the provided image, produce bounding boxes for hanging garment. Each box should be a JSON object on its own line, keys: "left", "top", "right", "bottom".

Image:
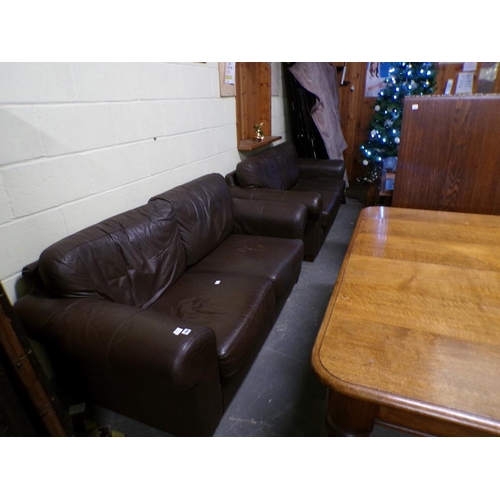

{"left": 289, "top": 62, "right": 347, "bottom": 162}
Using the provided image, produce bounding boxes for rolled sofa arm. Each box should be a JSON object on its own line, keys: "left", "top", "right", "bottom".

{"left": 228, "top": 185, "right": 322, "bottom": 218}
{"left": 297, "top": 158, "right": 345, "bottom": 179}
{"left": 232, "top": 197, "right": 307, "bottom": 240}
{"left": 14, "top": 294, "right": 219, "bottom": 392}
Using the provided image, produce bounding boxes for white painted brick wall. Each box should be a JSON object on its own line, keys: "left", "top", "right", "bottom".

{"left": 0, "top": 63, "right": 75, "bottom": 104}
{"left": 84, "top": 143, "right": 148, "bottom": 192}
{"left": 112, "top": 101, "right": 166, "bottom": 144}
{"left": 185, "top": 129, "right": 217, "bottom": 163}
{"left": 199, "top": 99, "right": 229, "bottom": 129}
{"left": 272, "top": 95, "right": 288, "bottom": 141}
{"left": 0, "top": 176, "right": 13, "bottom": 224}
{"left": 125, "top": 175, "right": 172, "bottom": 210}
{"left": 72, "top": 63, "right": 138, "bottom": 102}
{"left": 0, "top": 210, "right": 68, "bottom": 278}
{"left": 221, "top": 97, "right": 236, "bottom": 126}
{"left": 146, "top": 136, "right": 187, "bottom": 176}
{"left": 37, "top": 104, "right": 116, "bottom": 155}
{"left": 3, "top": 155, "right": 96, "bottom": 217}
{"left": 0, "top": 62, "right": 289, "bottom": 303}
{"left": 0, "top": 106, "right": 44, "bottom": 165}
{"left": 61, "top": 188, "right": 131, "bottom": 235}
{"left": 163, "top": 100, "right": 200, "bottom": 135}
{"left": 215, "top": 124, "right": 238, "bottom": 153}
{"left": 136, "top": 63, "right": 182, "bottom": 100}
{"left": 180, "top": 64, "right": 217, "bottom": 99}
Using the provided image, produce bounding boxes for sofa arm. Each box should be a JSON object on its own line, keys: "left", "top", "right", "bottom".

{"left": 229, "top": 185, "right": 322, "bottom": 218}
{"left": 232, "top": 198, "right": 307, "bottom": 240}
{"left": 14, "top": 294, "right": 219, "bottom": 392}
{"left": 297, "top": 158, "right": 345, "bottom": 179}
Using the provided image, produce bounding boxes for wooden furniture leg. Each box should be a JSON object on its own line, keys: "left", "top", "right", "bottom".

{"left": 326, "top": 389, "right": 377, "bottom": 437}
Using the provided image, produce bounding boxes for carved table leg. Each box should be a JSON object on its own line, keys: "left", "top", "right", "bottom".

{"left": 326, "top": 389, "right": 378, "bottom": 437}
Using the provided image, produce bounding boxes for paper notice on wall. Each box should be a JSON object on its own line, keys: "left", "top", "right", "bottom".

{"left": 463, "top": 62, "right": 477, "bottom": 72}
{"left": 224, "top": 62, "right": 236, "bottom": 85}
{"left": 477, "top": 62, "right": 499, "bottom": 93}
{"left": 444, "top": 78, "right": 454, "bottom": 95}
{"left": 455, "top": 72, "right": 474, "bottom": 94}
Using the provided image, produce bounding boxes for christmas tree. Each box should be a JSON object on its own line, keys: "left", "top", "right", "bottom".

{"left": 358, "top": 62, "right": 437, "bottom": 184}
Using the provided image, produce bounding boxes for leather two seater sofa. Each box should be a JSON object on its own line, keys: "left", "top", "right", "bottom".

{"left": 225, "top": 142, "right": 346, "bottom": 261}
{"left": 14, "top": 173, "right": 306, "bottom": 437}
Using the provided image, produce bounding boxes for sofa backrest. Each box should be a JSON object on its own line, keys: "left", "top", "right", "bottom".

{"left": 150, "top": 173, "right": 234, "bottom": 266}
{"left": 38, "top": 200, "right": 187, "bottom": 308}
{"left": 274, "top": 142, "right": 299, "bottom": 189}
{"left": 236, "top": 142, "right": 299, "bottom": 191}
{"left": 237, "top": 152, "right": 285, "bottom": 190}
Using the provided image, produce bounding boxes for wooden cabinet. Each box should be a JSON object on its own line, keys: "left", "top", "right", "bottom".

{"left": 336, "top": 62, "right": 500, "bottom": 185}
{"left": 392, "top": 94, "right": 500, "bottom": 214}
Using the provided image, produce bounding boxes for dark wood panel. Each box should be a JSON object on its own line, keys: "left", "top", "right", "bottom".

{"left": 392, "top": 94, "right": 500, "bottom": 214}
{"left": 0, "top": 282, "right": 72, "bottom": 436}
{"left": 336, "top": 63, "right": 500, "bottom": 186}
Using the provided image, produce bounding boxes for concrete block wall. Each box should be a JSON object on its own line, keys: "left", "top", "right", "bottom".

{"left": 0, "top": 62, "right": 290, "bottom": 303}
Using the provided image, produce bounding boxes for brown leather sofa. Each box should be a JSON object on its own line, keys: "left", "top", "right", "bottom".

{"left": 225, "top": 141, "right": 346, "bottom": 261}
{"left": 14, "top": 173, "right": 306, "bottom": 437}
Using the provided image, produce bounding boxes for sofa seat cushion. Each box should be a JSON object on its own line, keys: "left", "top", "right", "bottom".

{"left": 186, "top": 234, "right": 303, "bottom": 299}
{"left": 291, "top": 178, "right": 345, "bottom": 228}
{"left": 147, "top": 272, "right": 275, "bottom": 380}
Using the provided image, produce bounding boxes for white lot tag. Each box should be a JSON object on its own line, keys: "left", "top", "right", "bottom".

{"left": 181, "top": 328, "right": 191, "bottom": 335}
{"left": 173, "top": 327, "right": 183, "bottom": 335}
{"left": 215, "top": 280, "right": 221, "bottom": 285}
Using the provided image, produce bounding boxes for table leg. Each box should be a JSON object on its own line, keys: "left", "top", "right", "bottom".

{"left": 326, "top": 389, "right": 377, "bottom": 437}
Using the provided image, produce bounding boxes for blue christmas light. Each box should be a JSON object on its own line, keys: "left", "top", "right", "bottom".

{"left": 357, "top": 62, "right": 436, "bottom": 184}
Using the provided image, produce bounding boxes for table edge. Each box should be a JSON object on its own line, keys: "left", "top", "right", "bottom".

{"left": 310, "top": 206, "right": 500, "bottom": 435}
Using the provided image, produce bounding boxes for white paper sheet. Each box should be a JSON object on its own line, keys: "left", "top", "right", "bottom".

{"left": 224, "top": 62, "right": 235, "bottom": 85}
{"left": 463, "top": 62, "right": 477, "bottom": 72}
{"left": 456, "top": 72, "right": 474, "bottom": 94}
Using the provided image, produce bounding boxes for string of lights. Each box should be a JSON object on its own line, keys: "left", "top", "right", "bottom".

{"left": 358, "top": 62, "right": 437, "bottom": 184}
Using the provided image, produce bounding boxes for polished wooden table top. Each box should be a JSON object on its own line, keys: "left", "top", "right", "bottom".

{"left": 312, "top": 206, "right": 500, "bottom": 435}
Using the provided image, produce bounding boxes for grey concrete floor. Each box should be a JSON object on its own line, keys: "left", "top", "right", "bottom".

{"left": 87, "top": 196, "right": 410, "bottom": 437}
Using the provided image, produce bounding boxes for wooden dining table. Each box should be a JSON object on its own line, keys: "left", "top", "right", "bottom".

{"left": 312, "top": 206, "right": 500, "bottom": 436}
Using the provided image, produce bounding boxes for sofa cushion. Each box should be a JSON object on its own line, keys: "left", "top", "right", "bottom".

{"left": 291, "top": 177, "right": 345, "bottom": 228}
{"left": 38, "top": 200, "right": 186, "bottom": 308}
{"left": 236, "top": 153, "right": 285, "bottom": 190}
{"left": 150, "top": 174, "right": 234, "bottom": 266}
{"left": 148, "top": 272, "right": 275, "bottom": 380}
{"left": 274, "top": 142, "right": 300, "bottom": 189}
{"left": 186, "top": 234, "right": 303, "bottom": 299}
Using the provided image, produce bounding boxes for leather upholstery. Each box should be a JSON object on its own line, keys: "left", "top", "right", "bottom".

{"left": 187, "top": 234, "right": 303, "bottom": 300}
{"left": 15, "top": 173, "right": 305, "bottom": 437}
{"left": 274, "top": 141, "right": 300, "bottom": 189}
{"left": 149, "top": 272, "right": 275, "bottom": 380}
{"left": 232, "top": 198, "right": 306, "bottom": 240}
{"left": 38, "top": 200, "right": 186, "bottom": 308}
{"left": 150, "top": 174, "right": 234, "bottom": 266}
{"left": 226, "top": 141, "right": 346, "bottom": 260}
